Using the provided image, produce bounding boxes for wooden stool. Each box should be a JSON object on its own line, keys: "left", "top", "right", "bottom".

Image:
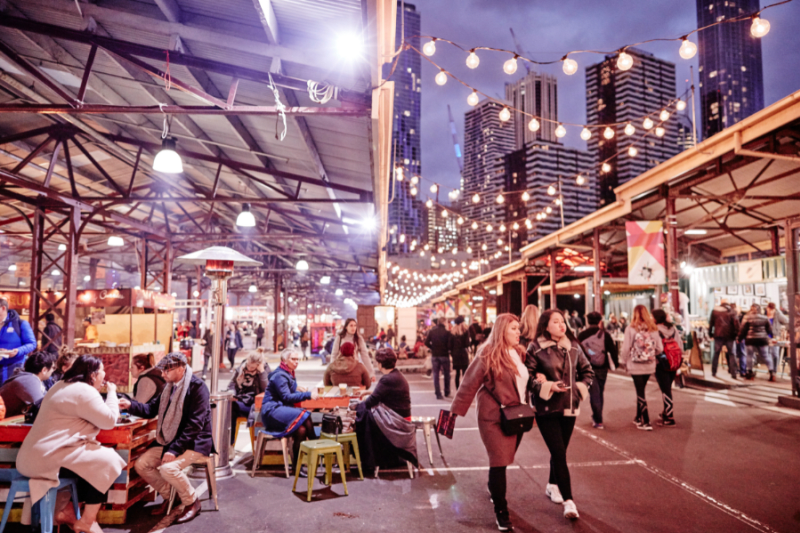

{"left": 166, "top": 454, "right": 219, "bottom": 515}
{"left": 320, "top": 431, "right": 363, "bottom": 480}
{"left": 233, "top": 417, "right": 256, "bottom": 450}
{"left": 251, "top": 429, "right": 291, "bottom": 478}
{"left": 411, "top": 416, "right": 444, "bottom": 466}
{"left": 291, "top": 440, "right": 348, "bottom": 502}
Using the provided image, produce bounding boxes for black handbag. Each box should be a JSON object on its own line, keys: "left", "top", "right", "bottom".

{"left": 321, "top": 413, "right": 343, "bottom": 439}
{"left": 484, "top": 382, "right": 535, "bottom": 436}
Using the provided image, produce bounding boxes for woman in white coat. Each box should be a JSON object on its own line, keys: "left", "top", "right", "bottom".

{"left": 18, "top": 355, "right": 126, "bottom": 533}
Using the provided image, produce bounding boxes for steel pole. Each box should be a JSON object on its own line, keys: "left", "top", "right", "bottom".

{"left": 206, "top": 273, "right": 233, "bottom": 479}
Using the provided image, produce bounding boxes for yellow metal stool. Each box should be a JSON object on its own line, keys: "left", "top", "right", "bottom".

{"left": 320, "top": 431, "right": 363, "bottom": 480}
{"left": 292, "top": 439, "right": 348, "bottom": 502}
{"left": 233, "top": 417, "right": 256, "bottom": 450}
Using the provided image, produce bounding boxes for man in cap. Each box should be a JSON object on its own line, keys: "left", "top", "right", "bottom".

{"left": 120, "top": 352, "right": 213, "bottom": 523}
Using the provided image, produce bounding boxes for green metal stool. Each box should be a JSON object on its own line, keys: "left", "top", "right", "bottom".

{"left": 320, "top": 431, "right": 363, "bottom": 480}
{"left": 292, "top": 439, "right": 348, "bottom": 502}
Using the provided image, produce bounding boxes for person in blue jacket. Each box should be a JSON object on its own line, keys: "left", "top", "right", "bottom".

{"left": 260, "top": 347, "right": 319, "bottom": 476}
{"left": 0, "top": 298, "right": 37, "bottom": 385}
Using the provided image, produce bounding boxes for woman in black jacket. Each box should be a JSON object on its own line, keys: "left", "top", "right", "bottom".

{"left": 526, "top": 309, "right": 594, "bottom": 520}
{"left": 450, "top": 317, "right": 470, "bottom": 389}
{"left": 737, "top": 304, "right": 773, "bottom": 380}
{"left": 577, "top": 312, "right": 618, "bottom": 429}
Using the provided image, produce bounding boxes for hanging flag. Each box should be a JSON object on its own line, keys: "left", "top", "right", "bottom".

{"left": 626, "top": 221, "right": 665, "bottom": 285}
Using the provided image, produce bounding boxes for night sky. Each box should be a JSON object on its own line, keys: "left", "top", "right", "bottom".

{"left": 414, "top": 0, "right": 800, "bottom": 197}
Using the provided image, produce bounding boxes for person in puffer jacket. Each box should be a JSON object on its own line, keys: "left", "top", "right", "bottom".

{"left": 737, "top": 304, "right": 773, "bottom": 381}
{"left": 526, "top": 309, "right": 593, "bottom": 520}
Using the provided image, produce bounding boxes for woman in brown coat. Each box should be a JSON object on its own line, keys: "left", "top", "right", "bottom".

{"left": 450, "top": 313, "right": 529, "bottom": 532}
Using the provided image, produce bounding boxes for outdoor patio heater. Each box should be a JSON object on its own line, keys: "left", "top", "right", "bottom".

{"left": 176, "top": 246, "right": 262, "bottom": 479}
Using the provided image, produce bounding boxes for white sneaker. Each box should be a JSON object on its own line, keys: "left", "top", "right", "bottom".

{"left": 563, "top": 500, "right": 579, "bottom": 519}
{"left": 545, "top": 484, "right": 564, "bottom": 504}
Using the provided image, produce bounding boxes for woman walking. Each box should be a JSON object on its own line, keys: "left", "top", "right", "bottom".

{"left": 450, "top": 313, "right": 529, "bottom": 531}
{"left": 652, "top": 309, "right": 681, "bottom": 427}
{"left": 519, "top": 304, "right": 540, "bottom": 347}
{"left": 620, "top": 305, "right": 663, "bottom": 431}
{"left": 331, "top": 318, "right": 376, "bottom": 382}
{"left": 450, "top": 317, "right": 470, "bottom": 389}
{"left": 526, "top": 309, "right": 593, "bottom": 520}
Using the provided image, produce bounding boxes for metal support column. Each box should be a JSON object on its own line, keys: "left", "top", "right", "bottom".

{"left": 665, "top": 194, "right": 680, "bottom": 311}
{"left": 186, "top": 277, "right": 193, "bottom": 321}
{"left": 593, "top": 228, "right": 602, "bottom": 314}
{"left": 549, "top": 250, "right": 557, "bottom": 309}
{"left": 770, "top": 226, "right": 781, "bottom": 257}
{"left": 274, "top": 274, "right": 281, "bottom": 351}
{"left": 481, "top": 286, "right": 487, "bottom": 325}
{"left": 784, "top": 220, "right": 799, "bottom": 397}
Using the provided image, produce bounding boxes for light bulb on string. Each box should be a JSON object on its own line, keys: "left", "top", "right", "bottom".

{"left": 562, "top": 57, "right": 578, "bottom": 75}
{"left": 660, "top": 110, "right": 670, "bottom": 121}
{"left": 410, "top": 175, "right": 419, "bottom": 185}
{"left": 496, "top": 194, "right": 504, "bottom": 204}
{"left": 751, "top": 16, "right": 770, "bottom": 38}
{"left": 422, "top": 39, "right": 436, "bottom": 56}
{"left": 525, "top": 219, "right": 532, "bottom": 228}
{"left": 624, "top": 123, "right": 636, "bottom": 136}
{"left": 466, "top": 50, "right": 480, "bottom": 69}
{"left": 521, "top": 191, "right": 530, "bottom": 202}
{"left": 603, "top": 127, "right": 615, "bottom": 139}
{"left": 467, "top": 91, "right": 480, "bottom": 106}
{"left": 655, "top": 126, "right": 666, "bottom": 137}
{"left": 547, "top": 185, "right": 556, "bottom": 196}
{"left": 482, "top": 244, "right": 488, "bottom": 251}
{"left": 425, "top": 199, "right": 433, "bottom": 208}
{"left": 555, "top": 124, "right": 566, "bottom": 138}
{"left": 499, "top": 107, "right": 511, "bottom": 122}
{"left": 430, "top": 183, "right": 438, "bottom": 193}
{"left": 616, "top": 51, "right": 633, "bottom": 71}
{"left": 576, "top": 174, "right": 585, "bottom": 185}
{"left": 676, "top": 100, "right": 687, "bottom": 111}
{"left": 643, "top": 117, "right": 654, "bottom": 130}
{"left": 410, "top": 187, "right": 418, "bottom": 196}
{"left": 679, "top": 38, "right": 697, "bottom": 59}
{"left": 580, "top": 127, "right": 591, "bottom": 141}
{"left": 503, "top": 55, "right": 518, "bottom": 75}
{"left": 441, "top": 209, "right": 448, "bottom": 218}
{"left": 394, "top": 167, "right": 404, "bottom": 181}
{"left": 467, "top": 247, "right": 472, "bottom": 254}
{"left": 471, "top": 221, "right": 478, "bottom": 230}
{"left": 424, "top": 243, "right": 430, "bottom": 250}
{"left": 628, "top": 146, "right": 638, "bottom": 157}
{"left": 602, "top": 162, "right": 612, "bottom": 173}
{"left": 541, "top": 211, "right": 547, "bottom": 219}
{"left": 472, "top": 193, "right": 480, "bottom": 204}
{"left": 528, "top": 118, "right": 540, "bottom": 132}
{"left": 499, "top": 224, "right": 506, "bottom": 232}
{"left": 486, "top": 224, "right": 493, "bottom": 232}
{"left": 545, "top": 206, "right": 552, "bottom": 214}
{"left": 435, "top": 70, "right": 448, "bottom": 86}
{"left": 497, "top": 238, "right": 503, "bottom": 245}
{"left": 457, "top": 216, "right": 464, "bottom": 225}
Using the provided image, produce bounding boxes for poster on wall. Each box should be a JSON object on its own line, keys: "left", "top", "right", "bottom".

{"left": 457, "top": 294, "right": 471, "bottom": 316}
{"left": 625, "top": 221, "right": 665, "bottom": 285}
{"left": 738, "top": 259, "right": 763, "bottom": 283}
{"left": 91, "top": 307, "right": 106, "bottom": 325}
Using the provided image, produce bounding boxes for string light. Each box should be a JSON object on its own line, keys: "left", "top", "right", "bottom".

{"left": 496, "top": 194, "right": 504, "bottom": 204}
{"left": 471, "top": 221, "right": 478, "bottom": 229}
{"left": 659, "top": 110, "right": 670, "bottom": 121}
{"left": 457, "top": 216, "right": 464, "bottom": 225}
{"left": 410, "top": 186, "right": 418, "bottom": 196}
{"left": 643, "top": 117, "right": 654, "bottom": 130}
{"left": 499, "top": 107, "right": 511, "bottom": 122}
{"left": 410, "top": 175, "right": 419, "bottom": 185}
{"left": 580, "top": 127, "right": 592, "bottom": 141}
{"left": 521, "top": 191, "right": 530, "bottom": 202}
{"left": 503, "top": 55, "right": 519, "bottom": 75}
{"left": 441, "top": 209, "right": 448, "bottom": 218}
{"left": 602, "top": 162, "right": 612, "bottom": 173}
{"left": 486, "top": 224, "right": 493, "bottom": 232}
{"left": 616, "top": 51, "right": 634, "bottom": 71}
{"left": 679, "top": 38, "right": 697, "bottom": 59}
{"left": 512, "top": 222, "right": 519, "bottom": 230}
{"left": 676, "top": 100, "right": 687, "bottom": 111}
{"left": 472, "top": 193, "right": 480, "bottom": 204}
{"left": 628, "top": 146, "right": 638, "bottom": 157}
{"left": 426, "top": 199, "right": 433, "bottom": 208}
{"left": 562, "top": 57, "right": 578, "bottom": 75}
{"left": 751, "top": 16, "right": 770, "bottom": 38}
{"left": 655, "top": 126, "right": 666, "bottom": 137}
{"left": 466, "top": 50, "right": 480, "bottom": 69}
{"left": 430, "top": 183, "right": 438, "bottom": 193}
{"left": 499, "top": 223, "right": 506, "bottom": 232}
{"left": 547, "top": 185, "right": 556, "bottom": 196}
{"left": 528, "top": 118, "right": 540, "bottom": 132}
{"left": 555, "top": 124, "right": 566, "bottom": 138}
{"left": 576, "top": 174, "right": 585, "bottom": 185}
{"left": 603, "top": 127, "right": 615, "bottom": 139}
{"left": 467, "top": 91, "right": 480, "bottom": 106}
{"left": 545, "top": 206, "right": 552, "bottom": 214}
{"left": 423, "top": 39, "right": 436, "bottom": 56}
{"left": 435, "top": 70, "right": 448, "bottom": 85}
{"left": 624, "top": 123, "right": 636, "bottom": 136}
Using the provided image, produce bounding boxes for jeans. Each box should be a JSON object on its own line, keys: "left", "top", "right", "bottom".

{"left": 712, "top": 338, "right": 737, "bottom": 376}
{"left": 536, "top": 414, "right": 576, "bottom": 501}
{"left": 227, "top": 348, "right": 238, "bottom": 368}
{"left": 737, "top": 341, "right": 748, "bottom": 376}
{"left": 431, "top": 356, "right": 451, "bottom": 398}
{"left": 632, "top": 374, "right": 651, "bottom": 424}
{"left": 746, "top": 344, "right": 772, "bottom": 372}
{"left": 655, "top": 367, "right": 676, "bottom": 422}
{"left": 589, "top": 366, "right": 608, "bottom": 424}
{"left": 319, "top": 350, "right": 329, "bottom": 365}
{"left": 255, "top": 337, "right": 262, "bottom": 348}
{"left": 769, "top": 344, "right": 781, "bottom": 373}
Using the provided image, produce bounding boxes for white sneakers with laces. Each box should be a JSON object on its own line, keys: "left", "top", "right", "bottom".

{"left": 563, "top": 500, "right": 579, "bottom": 519}
{"left": 545, "top": 484, "right": 564, "bottom": 504}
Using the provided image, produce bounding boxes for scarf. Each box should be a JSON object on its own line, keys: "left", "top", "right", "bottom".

{"left": 279, "top": 361, "right": 295, "bottom": 378}
{"left": 156, "top": 367, "right": 193, "bottom": 446}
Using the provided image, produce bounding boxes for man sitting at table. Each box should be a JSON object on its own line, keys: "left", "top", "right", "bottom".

{"left": 324, "top": 342, "right": 371, "bottom": 389}
{"left": 119, "top": 352, "right": 213, "bottom": 524}
{"left": 0, "top": 351, "right": 56, "bottom": 417}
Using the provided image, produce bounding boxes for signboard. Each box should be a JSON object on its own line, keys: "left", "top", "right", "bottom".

{"left": 133, "top": 289, "right": 175, "bottom": 311}
{"left": 0, "top": 291, "right": 30, "bottom": 311}
{"left": 77, "top": 289, "right": 130, "bottom": 307}
{"left": 738, "top": 259, "right": 763, "bottom": 283}
{"left": 626, "top": 221, "right": 665, "bottom": 285}
{"left": 14, "top": 263, "right": 30, "bottom": 278}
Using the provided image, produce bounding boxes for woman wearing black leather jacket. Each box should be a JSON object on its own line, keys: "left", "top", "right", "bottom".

{"left": 526, "top": 309, "right": 593, "bottom": 520}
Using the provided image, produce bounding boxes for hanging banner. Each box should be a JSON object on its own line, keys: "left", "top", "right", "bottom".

{"left": 626, "top": 221, "right": 665, "bottom": 285}
{"left": 457, "top": 294, "right": 472, "bottom": 316}
{"left": 444, "top": 300, "right": 456, "bottom": 318}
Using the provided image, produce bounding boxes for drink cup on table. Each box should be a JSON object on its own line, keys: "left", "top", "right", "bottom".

{"left": 338, "top": 383, "right": 347, "bottom": 396}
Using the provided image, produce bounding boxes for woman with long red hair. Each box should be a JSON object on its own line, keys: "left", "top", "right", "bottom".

{"left": 450, "top": 313, "right": 530, "bottom": 531}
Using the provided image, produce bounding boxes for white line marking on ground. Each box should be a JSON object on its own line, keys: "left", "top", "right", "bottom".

{"left": 379, "top": 460, "right": 636, "bottom": 475}
{"left": 575, "top": 427, "right": 780, "bottom": 533}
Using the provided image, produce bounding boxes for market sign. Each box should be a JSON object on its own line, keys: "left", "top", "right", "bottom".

{"left": 738, "top": 259, "right": 763, "bottom": 283}
{"left": 0, "top": 291, "right": 30, "bottom": 311}
{"left": 626, "top": 221, "right": 665, "bottom": 285}
{"left": 77, "top": 289, "right": 130, "bottom": 307}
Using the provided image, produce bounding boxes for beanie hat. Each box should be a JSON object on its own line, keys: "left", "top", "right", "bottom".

{"left": 340, "top": 342, "right": 355, "bottom": 357}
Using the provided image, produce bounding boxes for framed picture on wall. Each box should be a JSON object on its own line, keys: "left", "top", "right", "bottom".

{"left": 714, "top": 296, "right": 721, "bottom": 306}
{"left": 742, "top": 284, "right": 754, "bottom": 296}
{"left": 727, "top": 285, "right": 739, "bottom": 295}
{"left": 714, "top": 287, "right": 724, "bottom": 296}
{"left": 761, "top": 297, "right": 770, "bottom": 306}
{"left": 755, "top": 284, "right": 766, "bottom": 296}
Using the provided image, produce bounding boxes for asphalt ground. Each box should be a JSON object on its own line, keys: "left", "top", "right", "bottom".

{"left": 10, "top": 354, "right": 800, "bottom": 533}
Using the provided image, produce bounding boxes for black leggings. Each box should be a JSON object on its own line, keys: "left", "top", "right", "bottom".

{"left": 536, "top": 414, "right": 576, "bottom": 501}
{"left": 227, "top": 348, "right": 237, "bottom": 368}
{"left": 632, "top": 374, "right": 651, "bottom": 424}
{"left": 454, "top": 368, "right": 466, "bottom": 389}
{"left": 291, "top": 417, "right": 318, "bottom": 462}
{"left": 655, "top": 368, "right": 676, "bottom": 422}
{"left": 59, "top": 468, "right": 106, "bottom": 505}
{"left": 487, "top": 434, "right": 523, "bottom": 513}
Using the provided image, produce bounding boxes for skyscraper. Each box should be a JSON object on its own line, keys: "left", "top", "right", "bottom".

{"left": 423, "top": 204, "right": 461, "bottom": 254}
{"left": 505, "top": 71, "right": 559, "bottom": 148}
{"left": 696, "top": 0, "right": 765, "bottom": 139}
{"left": 586, "top": 48, "right": 680, "bottom": 207}
{"left": 387, "top": 2, "right": 424, "bottom": 255}
{"left": 461, "top": 99, "right": 516, "bottom": 260}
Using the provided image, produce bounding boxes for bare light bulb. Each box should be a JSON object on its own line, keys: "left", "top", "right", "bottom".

{"left": 643, "top": 117, "right": 654, "bottom": 130}
{"left": 441, "top": 209, "right": 448, "bottom": 218}
{"left": 410, "top": 187, "right": 418, "bottom": 196}
{"left": 410, "top": 175, "right": 419, "bottom": 185}
{"left": 660, "top": 109, "right": 670, "bottom": 121}
{"left": 547, "top": 185, "right": 556, "bottom": 196}
{"left": 425, "top": 199, "right": 433, "bottom": 208}
{"left": 472, "top": 193, "right": 480, "bottom": 204}
{"left": 602, "top": 162, "right": 612, "bottom": 173}
{"left": 435, "top": 70, "right": 448, "bottom": 86}
{"left": 466, "top": 50, "right": 480, "bottom": 69}
{"left": 576, "top": 174, "right": 585, "bottom": 185}
{"left": 624, "top": 123, "right": 636, "bottom": 136}
{"left": 555, "top": 124, "right": 566, "bottom": 138}
{"left": 496, "top": 194, "right": 504, "bottom": 204}
{"left": 580, "top": 127, "right": 591, "bottom": 141}
{"left": 628, "top": 146, "right": 638, "bottom": 157}
{"left": 499, "top": 224, "right": 506, "bottom": 232}
{"left": 503, "top": 56, "right": 518, "bottom": 75}
{"left": 656, "top": 126, "right": 666, "bottom": 137}
{"left": 497, "top": 238, "right": 503, "bottom": 245}
{"left": 751, "top": 16, "right": 770, "bottom": 38}
{"left": 616, "top": 52, "right": 634, "bottom": 71}
{"left": 521, "top": 191, "right": 530, "bottom": 201}
{"left": 562, "top": 57, "right": 578, "bottom": 75}
{"left": 471, "top": 221, "right": 478, "bottom": 229}
{"left": 676, "top": 100, "right": 687, "bottom": 111}
{"left": 512, "top": 222, "right": 519, "bottom": 230}
{"left": 679, "top": 39, "right": 697, "bottom": 60}
{"left": 467, "top": 91, "right": 480, "bottom": 106}
{"left": 430, "top": 183, "right": 438, "bottom": 193}
{"left": 457, "top": 216, "right": 464, "bottom": 225}
{"left": 528, "top": 118, "right": 540, "bottom": 132}
{"left": 545, "top": 206, "right": 552, "bottom": 214}
{"left": 486, "top": 224, "right": 493, "bottom": 232}
{"left": 423, "top": 39, "right": 436, "bottom": 56}
{"left": 499, "top": 107, "right": 511, "bottom": 122}
{"left": 603, "top": 127, "right": 615, "bottom": 139}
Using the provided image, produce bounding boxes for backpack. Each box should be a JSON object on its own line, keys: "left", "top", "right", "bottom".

{"left": 581, "top": 330, "right": 607, "bottom": 367}
{"left": 630, "top": 329, "right": 657, "bottom": 363}
{"left": 659, "top": 331, "right": 683, "bottom": 372}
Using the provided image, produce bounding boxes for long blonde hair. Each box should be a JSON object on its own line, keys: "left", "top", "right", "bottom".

{"left": 478, "top": 313, "right": 521, "bottom": 378}
{"left": 519, "top": 304, "right": 540, "bottom": 340}
{"left": 631, "top": 305, "right": 657, "bottom": 332}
